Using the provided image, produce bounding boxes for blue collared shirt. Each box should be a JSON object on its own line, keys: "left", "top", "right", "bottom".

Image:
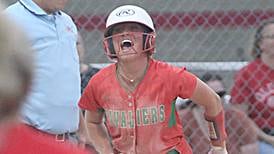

{"left": 5, "top": 0, "right": 81, "bottom": 134}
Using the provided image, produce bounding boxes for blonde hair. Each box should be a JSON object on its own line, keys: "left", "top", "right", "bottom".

{"left": 0, "top": 6, "right": 33, "bottom": 122}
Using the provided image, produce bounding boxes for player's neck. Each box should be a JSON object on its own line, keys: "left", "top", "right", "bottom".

{"left": 116, "top": 57, "right": 149, "bottom": 90}
{"left": 118, "top": 56, "right": 149, "bottom": 78}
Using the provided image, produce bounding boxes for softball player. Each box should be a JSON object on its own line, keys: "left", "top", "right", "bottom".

{"left": 79, "top": 5, "right": 228, "bottom": 154}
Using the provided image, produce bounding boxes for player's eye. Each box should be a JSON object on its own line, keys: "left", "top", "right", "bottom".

{"left": 130, "top": 25, "right": 143, "bottom": 32}
{"left": 112, "top": 28, "right": 123, "bottom": 35}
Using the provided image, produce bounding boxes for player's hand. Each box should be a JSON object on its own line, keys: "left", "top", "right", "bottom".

{"left": 76, "top": 129, "right": 89, "bottom": 149}
{"left": 208, "top": 146, "right": 228, "bottom": 154}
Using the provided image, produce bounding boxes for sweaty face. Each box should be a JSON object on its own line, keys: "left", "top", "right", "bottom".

{"left": 260, "top": 23, "right": 274, "bottom": 57}
{"left": 111, "top": 23, "right": 145, "bottom": 58}
{"left": 34, "top": 0, "right": 68, "bottom": 13}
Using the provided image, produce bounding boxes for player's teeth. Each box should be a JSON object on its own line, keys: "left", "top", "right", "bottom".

{"left": 121, "top": 40, "right": 132, "bottom": 47}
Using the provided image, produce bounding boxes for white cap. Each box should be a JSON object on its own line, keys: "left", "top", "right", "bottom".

{"left": 105, "top": 5, "right": 155, "bottom": 36}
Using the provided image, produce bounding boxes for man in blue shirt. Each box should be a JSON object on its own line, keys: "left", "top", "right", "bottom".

{"left": 5, "top": 0, "right": 89, "bottom": 145}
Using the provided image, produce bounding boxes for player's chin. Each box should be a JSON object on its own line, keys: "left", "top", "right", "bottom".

{"left": 118, "top": 53, "right": 140, "bottom": 61}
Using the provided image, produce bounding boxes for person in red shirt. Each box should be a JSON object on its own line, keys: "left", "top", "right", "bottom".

{"left": 230, "top": 20, "right": 274, "bottom": 153}
{"left": 0, "top": 5, "right": 91, "bottom": 154}
{"left": 178, "top": 73, "right": 259, "bottom": 154}
{"left": 79, "top": 5, "right": 228, "bottom": 154}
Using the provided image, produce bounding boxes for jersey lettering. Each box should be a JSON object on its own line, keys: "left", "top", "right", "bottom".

{"left": 142, "top": 108, "right": 149, "bottom": 125}
{"left": 136, "top": 109, "right": 141, "bottom": 126}
{"left": 159, "top": 105, "right": 165, "bottom": 122}
{"left": 151, "top": 107, "right": 158, "bottom": 124}
{"left": 121, "top": 111, "right": 127, "bottom": 128}
{"left": 114, "top": 111, "right": 119, "bottom": 127}
{"left": 105, "top": 105, "right": 166, "bottom": 128}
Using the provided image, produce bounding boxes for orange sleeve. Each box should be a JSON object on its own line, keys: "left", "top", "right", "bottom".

{"left": 177, "top": 69, "right": 197, "bottom": 99}
{"left": 78, "top": 79, "right": 102, "bottom": 111}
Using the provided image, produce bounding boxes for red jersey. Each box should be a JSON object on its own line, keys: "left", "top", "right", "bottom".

{"left": 0, "top": 124, "right": 89, "bottom": 154}
{"left": 79, "top": 59, "right": 197, "bottom": 154}
{"left": 230, "top": 58, "right": 274, "bottom": 131}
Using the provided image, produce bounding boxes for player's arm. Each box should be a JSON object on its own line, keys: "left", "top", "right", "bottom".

{"left": 190, "top": 78, "right": 227, "bottom": 153}
{"left": 85, "top": 109, "right": 114, "bottom": 154}
{"left": 77, "top": 111, "right": 90, "bottom": 148}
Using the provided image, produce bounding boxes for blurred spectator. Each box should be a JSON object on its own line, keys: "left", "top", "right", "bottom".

{"left": 0, "top": 5, "right": 89, "bottom": 154}
{"left": 5, "top": 0, "right": 89, "bottom": 146}
{"left": 230, "top": 20, "right": 274, "bottom": 153}
{"left": 76, "top": 33, "right": 100, "bottom": 94}
{"left": 177, "top": 73, "right": 259, "bottom": 154}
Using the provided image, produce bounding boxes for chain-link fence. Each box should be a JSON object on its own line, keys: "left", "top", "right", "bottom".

{"left": 4, "top": 0, "right": 274, "bottom": 85}
{"left": 3, "top": 0, "right": 274, "bottom": 153}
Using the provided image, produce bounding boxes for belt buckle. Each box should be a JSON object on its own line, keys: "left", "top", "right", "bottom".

{"left": 55, "top": 133, "right": 66, "bottom": 142}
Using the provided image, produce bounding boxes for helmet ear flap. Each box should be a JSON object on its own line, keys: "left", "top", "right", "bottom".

{"left": 144, "top": 33, "right": 156, "bottom": 54}
{"left": 103, "top": 37, "right": 117, "bottom": 61}
{"left": 103, "top": 40, "right": 109, "bottom": 55}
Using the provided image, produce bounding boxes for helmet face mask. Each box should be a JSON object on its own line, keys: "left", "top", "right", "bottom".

{"left": 103, "top": 31, "right": 155, "bottom": 61}
{"left": 103, "top": 5, "right": 156, "bottom": 61}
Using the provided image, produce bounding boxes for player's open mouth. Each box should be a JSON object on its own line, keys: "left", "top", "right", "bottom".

{"left": 121, "top": 39, "right": 133, "bottom": 49}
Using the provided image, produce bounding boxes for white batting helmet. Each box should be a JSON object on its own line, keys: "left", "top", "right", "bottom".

{"left": 104, "top": 5, "right": 155, "bottom": 37}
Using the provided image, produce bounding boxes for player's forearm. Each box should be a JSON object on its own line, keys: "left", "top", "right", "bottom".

{"left": 86, "top": 122, "right": 114, "bottom": 153}
{"left": 77, "top": 111, "right": 90, "bottom": 144}
{"left": 190, "top": 79, "right": 227, "bottom": 148}
{"left": 203, "top": 93, "right": 223, "bottom": 117}
{"left": 204, "top": 94, "right": 227, "bottom": 147}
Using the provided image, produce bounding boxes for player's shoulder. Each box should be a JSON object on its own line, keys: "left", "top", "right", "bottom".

{"left": 152, "top": 59, "right": 171, "bottom": 68}
{"left": 152, "top": 59, "right": 187, "bottom": 75}
{"left": 152, "top": 60, "right": 191, "bottom": 80}
{"left": 89, "top": 64, "right": 115, "bottom": 83}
